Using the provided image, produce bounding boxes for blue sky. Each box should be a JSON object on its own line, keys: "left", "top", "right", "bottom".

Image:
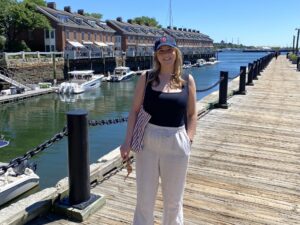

{"left": 55, "top": 0, "right": 300, "bottom": 47}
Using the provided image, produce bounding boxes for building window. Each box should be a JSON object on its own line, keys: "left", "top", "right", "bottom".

{"left": 51, "top": 30, "right": 54, "bottom": 39}
{"left": 57, "top": 14, "right": 68, "bottom": 23}
{"left": 46, "top": 45, "right": 50, "bottom": 52}
{"left": 51, "top": 45, "right": 55, "bottom": 51}
{"left": 75, "top": 17, "right": 83, "bottom": 24}
{"left": 88, "top": 32, "right": 91, "bottom": 41}
{"left": 46, "top": 30, "right": 49, "bottom": 38}
{"left": 94, "top": 33, "right": 97, "bottom": 41}
{"left": 66, "top": 31, "right": 69, "bottom": 39}
{"left": 74, "top": 31, "right": 77, "bottom": 40}
{"left": 82, "top": 32, "right": 84, "bottom": 40}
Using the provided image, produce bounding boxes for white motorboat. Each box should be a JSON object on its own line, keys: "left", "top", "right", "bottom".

{"left": 0, "top": 163, "right": 39, "bottom": 206}
{"left": 107, "top": 67, "right": 135, "bottom": 82}
{"left": 195, "top": 59, "right": 207, "bottom": 67}
{"left": 183, "top": 61, "right": 192, "bottom": 69}
{"left": 58, "top": 70, "right": 104, "bottom": 94}
{"left": 206, "top": 57, "right": 219, "bottom": 65}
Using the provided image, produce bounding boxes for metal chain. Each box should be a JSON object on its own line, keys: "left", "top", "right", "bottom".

{"left": 88, "top": 117, "right": 128, "bottom": 126}
{"left": 228, "top": 71, "right": 242, "bottom": 80}
{"left": 0, "top": 117, "right": 129, "bottom": 175}
{"left": 91, "top": 157, "right": 135, "bottom": 188}
{"left": 196, "top": 77, "right": 224, "bottom": 92}
{"left": 0, "top": 126, "right": 68, "bottom": 175}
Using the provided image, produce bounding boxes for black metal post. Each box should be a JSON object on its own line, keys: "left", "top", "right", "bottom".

{"left": 247, "top": 63, "right": 254, "bottom": 86}
{"left": 216, "top": 71, "right": 228, "bottom": 109}
{"left": 257, "top": 59, "right": 261, "bottom": 76}
{"left": 293, "top": 35, "right": 295, "bottom": 54}
{"left": 295, "top": 29, "right": 300, "bottom": 55}
{"left": 253, "top": 61, "right": 258, "bottom": 80}
{"left": 67, "top": 109, "right": 90, "bottom": 205}
{"left": 297, "top": 57, "right": 300, "bottom": 71}
{"left": 237, "top": 66, "right": 246, "bottom": 95}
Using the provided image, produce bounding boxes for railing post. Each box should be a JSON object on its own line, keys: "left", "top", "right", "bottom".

{"left": 237, "top": 66, "right": 246, "bottom": 95}
{"left": 247, "top": 63, "right": 254, "bottom": 86}
{"left": 253, "top": 61, "right": 258, "bottom": 80}
{"left": 67, "top": 109, "right": 90, "bottom": 205}
{"left": 216, "top": 71, "right": 228, "bottom": 109}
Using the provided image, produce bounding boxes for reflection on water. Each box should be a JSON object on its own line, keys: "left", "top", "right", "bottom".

{"left": 0, "top": 52, "right": 267, "bottom": 189}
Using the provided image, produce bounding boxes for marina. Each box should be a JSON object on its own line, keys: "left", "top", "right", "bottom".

{"left": 0, "top": 54, "right": 299, "bottom": 224}
{"left": 0, "top": 52, "right": 268, "bottom": 190}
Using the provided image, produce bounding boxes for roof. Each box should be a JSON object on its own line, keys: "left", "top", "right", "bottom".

{"left": 107, "top": 20, "right": 165, "bottom": 38}
{"left": 36, "top": 6, "right": 115, "bottom": 33}
{"left": 68, "top": 70, "right": 94, "bottom": 75}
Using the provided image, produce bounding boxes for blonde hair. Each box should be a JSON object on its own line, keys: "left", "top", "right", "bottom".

{"left": 149, "top": 47, "right": 185, "bottom": 88}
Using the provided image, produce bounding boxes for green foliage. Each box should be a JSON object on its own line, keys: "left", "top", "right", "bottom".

{"left": 7, "top": 40, "right": 31, "bottom": 52}
{"left": 23, "top": 0, "right": 46, "bottom": 6}
{"left": 84, "top": 12, "right": 103, "bottom": 20}
{"left": 0, "top": 0, "right": 50, "bottom": 51}
{"left": 289, "top": 53, "right": 298, "bottom": 62}
{"left": 131, "top": 16, "right": 161, "bottom": 28}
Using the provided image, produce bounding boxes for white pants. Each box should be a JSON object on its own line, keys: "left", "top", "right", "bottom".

{"left": 133, "top": 123, "right": 191, "bottom": 225}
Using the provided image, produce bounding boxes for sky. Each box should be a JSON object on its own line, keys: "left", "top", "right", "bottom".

{"left": 55, "top": 0, "right": 300, "bottom": 47}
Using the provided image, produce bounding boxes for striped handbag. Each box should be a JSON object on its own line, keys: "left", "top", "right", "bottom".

{"left": 130, "top": 106, "right": 151, "bottom": 152}
{"left": 130, "top": 73, "right": 151, "bottom": 152}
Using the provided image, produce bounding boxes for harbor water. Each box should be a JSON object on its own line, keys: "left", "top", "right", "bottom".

{"left": 0, "top": 51, "right": 267, "bottom": 189}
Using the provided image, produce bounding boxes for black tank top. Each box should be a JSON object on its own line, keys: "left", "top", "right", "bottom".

{"left": 143, "top": 74, "right": 189, "bottom": 127}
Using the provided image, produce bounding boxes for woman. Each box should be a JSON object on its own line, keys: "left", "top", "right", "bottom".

{"left": 120, "top": 35, "right": 197, "bottom": 225}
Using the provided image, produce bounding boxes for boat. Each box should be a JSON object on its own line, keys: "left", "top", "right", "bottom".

{"left": 182, "top": 61, "right": 192, "bottom": 69}
{"left": 107, "top": 67, "right": 135, "bottom": 82}
{"left": 206, "top": 57, "right": 219, "bottom": 65}
{"left": 195, "top": 59, "right": 207, "bottom": 67}
{"left": 0, "top": 135, "right": 9, "bottom": 148}
{"left": 0, "top": 161, "right": 39, "bottom": 206}
{"left": 58, "top": 70, "right": 104, "bottom": 94}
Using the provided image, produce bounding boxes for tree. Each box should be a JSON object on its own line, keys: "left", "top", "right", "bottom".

{"left": 84, "top": 12, "right": 102, "bottom": 20}
{"left": 23, "top": 0, "right": 46, "bottom": 6}
{"left": 131, "top": 16, "right": 161, "bottom": 28}
{"left": 0, "top": 0, "right": 50, "bottom": 51}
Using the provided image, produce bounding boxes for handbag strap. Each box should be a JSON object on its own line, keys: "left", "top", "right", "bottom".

{"left": 141, "top": 71, "right": 149, "bottom": 105}
{"left": 183, "top": 73, "right": 189, "bottom": 130}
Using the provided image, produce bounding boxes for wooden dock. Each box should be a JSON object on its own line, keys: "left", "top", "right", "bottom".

{"left": 0, "top": 87, "right": 55, "bottom": 104}
{"left": 28, "top": 55, "right": 300, "bottom": 224}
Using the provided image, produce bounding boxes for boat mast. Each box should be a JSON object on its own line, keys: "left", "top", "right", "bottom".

{"left": 169, "top": 0, "right": 173, "bottom": 29}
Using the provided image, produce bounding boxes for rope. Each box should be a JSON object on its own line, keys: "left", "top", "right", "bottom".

{"left": 196, "top": 77, "right": 224, "bottom": 92}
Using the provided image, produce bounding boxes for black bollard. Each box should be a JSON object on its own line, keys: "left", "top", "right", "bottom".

{"left": 247, "top": 63, "right": 254, "bottom": 86}
{"left": 67, "top": 109, "right": 90, "bottom": 205}
{"left": 253, "top": 61, "right": 258, "bottom": 80}
{"left": 237, "top": 66, "right": 246, "bottom": 95}
{"left": 216, "top": 71, "right": 228, "bottom": 109}
{"left": 297, "top": 57, "right": 300, "bottom": 71}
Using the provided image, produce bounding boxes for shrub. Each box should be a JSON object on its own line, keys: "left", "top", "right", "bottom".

{"left": 289, "top": 53, "right": 298, "bottom": 62}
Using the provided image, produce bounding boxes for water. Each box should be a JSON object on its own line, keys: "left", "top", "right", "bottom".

{"left": 0, "top": 51, "right": 267, "bottom": 189}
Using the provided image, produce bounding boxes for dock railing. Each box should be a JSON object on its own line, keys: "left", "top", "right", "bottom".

{"left": 3, "top": 51, "right": 64, "bottom": 67}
